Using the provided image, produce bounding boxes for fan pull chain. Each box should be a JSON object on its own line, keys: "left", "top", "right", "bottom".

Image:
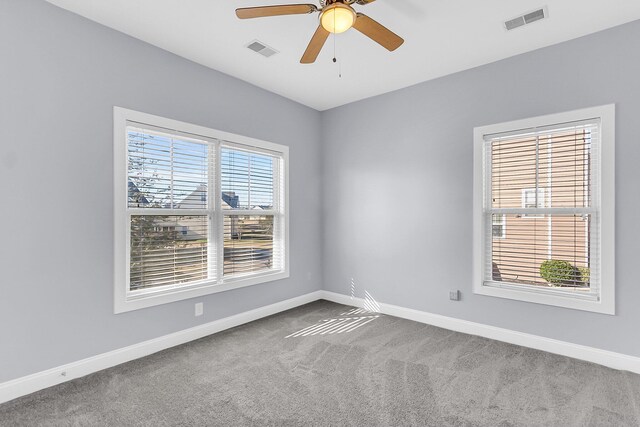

{"left": 332, "top": 11, "right": 341, "bottom": 78}
{"left": 332, "top": 33, "right": 342, "bottom": 78}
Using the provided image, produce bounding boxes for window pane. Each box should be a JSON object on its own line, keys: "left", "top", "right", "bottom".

{"left": 224, "top": 215, "right": 273, "bottom": 276}
{"left": 491, "top": 214, "right": 590, "bottom": 288}
{"left": 221, "top": 147, "right": 274, "bottom": 210}
{"left": 128, "top": 129, "right": 209, "bottom": 209}
{"left": 491, "top": 136, "right": 537, "bottom": 209}
{"left": 130, "top": 215, "right": 208, "bottom": 290}
{"left": 539, "top": 131, "right": 592, "bottom": 209}
{"left": 491, "top": 129, "right": 592, "bottom": 209}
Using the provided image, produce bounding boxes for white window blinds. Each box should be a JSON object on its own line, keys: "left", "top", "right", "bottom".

{"left": 127, "top": 128, "right": 212, "bottom": 291}
{"left": 124, "top": 125, "right": 287, "bottom": 297}
{"left": 483, "top": 119, "right": 600, "bottom": 297}
{"left": 220, "top": 146, "right": 285, "bottom": 277}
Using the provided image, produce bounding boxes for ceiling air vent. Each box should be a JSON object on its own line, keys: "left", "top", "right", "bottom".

{"left": 246, "top": 40, "right": 278, "bottom": 58}
{"left": 504, "top": 7, "right": 548, "bottom": 31}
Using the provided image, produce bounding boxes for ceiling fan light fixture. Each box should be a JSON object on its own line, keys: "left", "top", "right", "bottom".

{"left": 320, "top": 3, "right": 356, "bottom": 34}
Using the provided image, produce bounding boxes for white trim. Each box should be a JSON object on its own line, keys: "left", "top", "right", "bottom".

{"left": 117, "top": 271, "right": 292, "bottom": 313}
{"left": 319, "top": 291, "right": 640, "bottom": 374}
{"left": 122, "top": 108, "right": 285, "bottom": 154}
{"left": 481, "top": 115, "right": 602, "bottom": 141}
{"left": 0, "top": 291, "right": 322, "bottom": 405}
{"left": 473, "top": 104, "right": 615, "bottom": 314}
{"left": 489, "top": 207, "right": 596, "bottom": 215}
{"left": 3, "top": 289, "right": 638, "bottom": 405}
{"left": 473, "top": 125, "right": 485, "bottom": 312}
{"left": 599, "top": 104, "right": 616, "bottom": 315}
{"left": 114, "top": 107, "right": 290, "bottom": 313}
{"left": 113, "top": 107, "right": 128, "bottom": 316}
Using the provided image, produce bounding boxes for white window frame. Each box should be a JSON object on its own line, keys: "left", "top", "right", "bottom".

{"left": 114, "top": 107, "right": 290, "bottom": 313}
{"left": 473, "top": 105, "right": 615, "bottom": 314}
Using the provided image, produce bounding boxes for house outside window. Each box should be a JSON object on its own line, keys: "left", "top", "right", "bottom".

{"left": 473, "top": 105, "right": 615, "bottom": 314}
{"left": 114, "top": 107, "right": 289, "bottom": 313}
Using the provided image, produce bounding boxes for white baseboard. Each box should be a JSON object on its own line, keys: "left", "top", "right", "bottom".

{"left": 319, "top": 290, "right": 640, "bottom": 375}
{"left": 0, "top": 291, "right": 322, "bottom": 405}
{"left": 3, "top": 289, "right": 639, "bottom": 406}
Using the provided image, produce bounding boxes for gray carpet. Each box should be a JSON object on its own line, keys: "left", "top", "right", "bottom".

{"left": 2, "top": 300, "right": 640, "bottom": 426}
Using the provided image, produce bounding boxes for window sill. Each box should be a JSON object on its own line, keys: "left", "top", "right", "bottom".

{"left": 114, "top": 269, "right": 289, "bottom": 314}
{"left": 474, "top": 281, "right": 614, "bottom": 315}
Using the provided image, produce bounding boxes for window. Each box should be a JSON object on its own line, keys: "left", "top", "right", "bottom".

{"left": 473, "top": 105, "right": 615, "bottom": 314}
{"left": 492, "top": 214, "right": 506, "bottom": 239}
{"left": 521, "top": 188, "right": 545, "bottom": 218}
{"left": 521, "top": 188, "right": 545, "bottom": 209}
{"left": 114, "top": 107, "right": 289, "bottom": 313}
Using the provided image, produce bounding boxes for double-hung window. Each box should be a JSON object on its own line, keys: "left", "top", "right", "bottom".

{"left": 114, "top": 107, "right": 289, "bottom": 313}
{"left": 473, "top": 105, "right": 615, "bottom": 314}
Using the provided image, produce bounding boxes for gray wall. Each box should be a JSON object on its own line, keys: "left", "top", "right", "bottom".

{"left": 0, "top": 0, "right": 323, "bottom": 383}
{"left": 3, "top": 0, "right": 640, "bottom": 386}
{"left": 322, "top": 20, "right": 640, "bottom": 357}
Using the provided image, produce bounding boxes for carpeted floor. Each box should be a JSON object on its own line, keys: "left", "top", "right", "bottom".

{"left": 2, "top": 300, "right": 640, "bottom": 426}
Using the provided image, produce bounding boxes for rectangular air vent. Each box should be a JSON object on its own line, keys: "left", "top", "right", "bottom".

{"left": 504, "top": 7, "right": 547, "bottom": 31}
{"left": 246, "top": 40, "right": 278, "bottom": 58}
{"left": 505, "top": 16, "right": 525, "bottom": 31}
{"left": 523, "top": 9, "right": 545, "bottom": 24}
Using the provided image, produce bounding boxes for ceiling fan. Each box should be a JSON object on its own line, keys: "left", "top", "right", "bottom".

{"left": 236, "top": 0, "right": 404, "bottom": 64}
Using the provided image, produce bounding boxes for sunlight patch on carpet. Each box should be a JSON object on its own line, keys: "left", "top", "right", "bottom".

{"left": 286, "top": 312, "right": 379, "bottom": 338}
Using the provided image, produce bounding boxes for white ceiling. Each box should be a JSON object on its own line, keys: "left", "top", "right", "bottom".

{"left": 46, "top": 0, "right": 640, "bottom": 111}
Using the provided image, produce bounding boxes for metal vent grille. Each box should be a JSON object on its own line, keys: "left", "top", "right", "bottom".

{"left": 247, "top": 41, "right": 265, "bottom": 52}
{"left": 505, "top": 16, "right": 526, "bottom": 31}
{"left": 505, "top": 8, "right": 547, "bottom": 31}
{"left": 246, "top": 40, "right": 279, "bottom": 58}
{"left": 524, "top": 9, "right": 545, "bottom": 24}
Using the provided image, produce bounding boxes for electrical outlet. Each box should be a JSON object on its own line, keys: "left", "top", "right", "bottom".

{"left": 449, "top": 290, "right": 461, "bottom": 301}
{"left": 195, "top": 302, "right": 204, "bottom": 317}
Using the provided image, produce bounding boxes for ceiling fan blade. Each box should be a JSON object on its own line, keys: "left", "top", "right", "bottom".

{"left": 352, "top": 13, "right": 404, "bottom": 51}
{"left": 355, "top": 0, "right": 377, "bottom": 4}
{"left": 300, "top": 25, "right": 330, "bottom": 64}
{"left": 236, "top": 4, "right": 317, "bottom": 19}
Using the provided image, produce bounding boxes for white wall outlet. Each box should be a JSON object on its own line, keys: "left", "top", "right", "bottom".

{"left": 449, "top": 290, "right": 461, "bottom": 301}
{"left": 195, "top": 302, "right": 204, "bottom": 317}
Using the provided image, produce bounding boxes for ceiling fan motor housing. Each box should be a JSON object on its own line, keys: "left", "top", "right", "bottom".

{"left": 320, "top": 3, "right": 357, "bottom": 33}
